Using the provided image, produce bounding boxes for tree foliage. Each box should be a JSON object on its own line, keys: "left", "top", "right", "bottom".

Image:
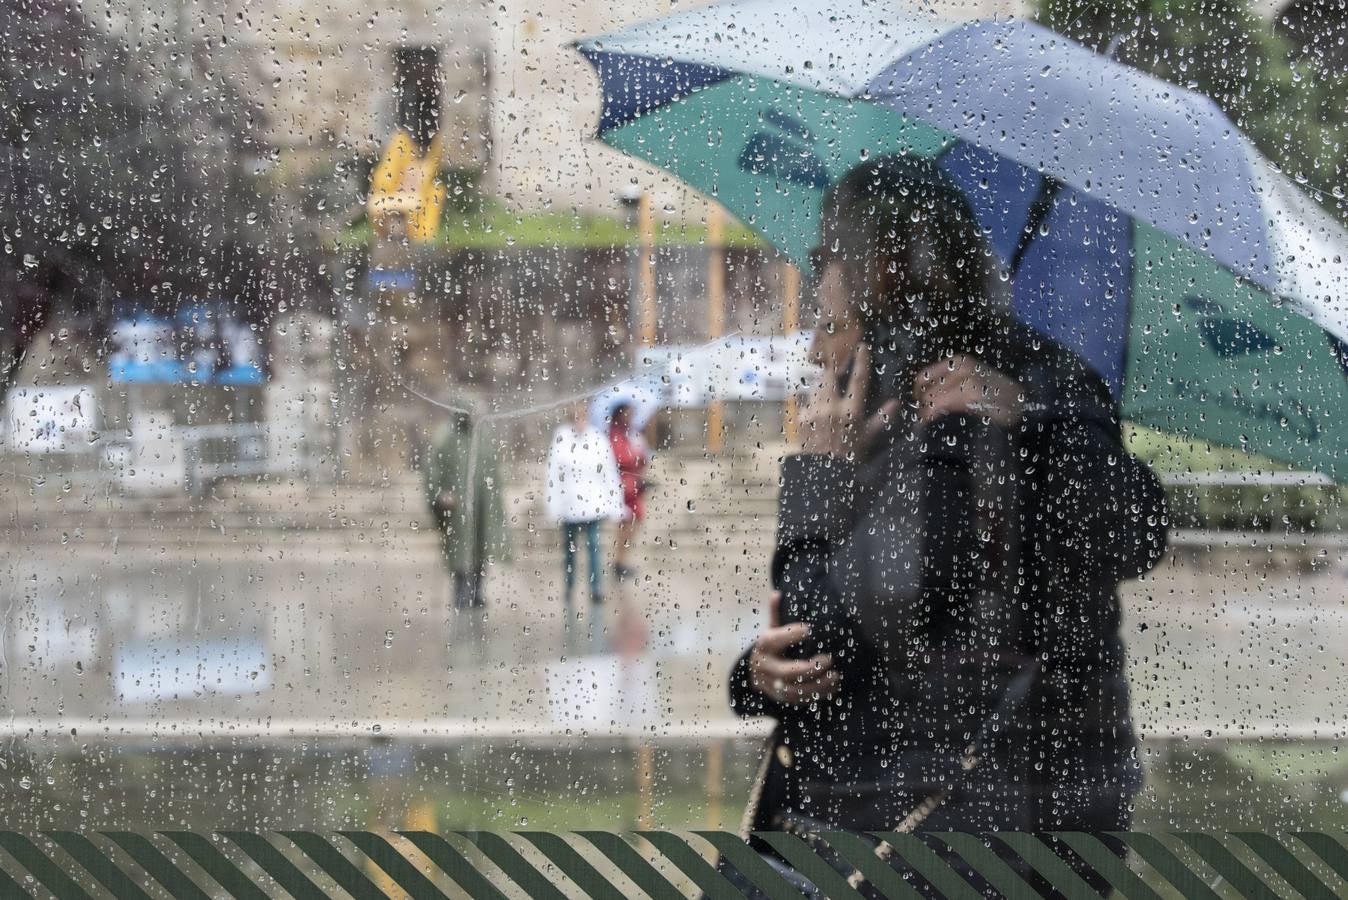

{"left": 0, "top": 0, "right": 296, "bottom": 387}
{"left": 1036, "top": 0, "right": 1346, "bottom": 219}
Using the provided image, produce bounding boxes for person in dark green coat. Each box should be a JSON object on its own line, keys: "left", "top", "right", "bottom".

{"left": 423, "top": 409, "right": 509, "bottom": 610}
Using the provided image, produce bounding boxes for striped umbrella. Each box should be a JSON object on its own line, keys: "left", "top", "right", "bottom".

{"left": 577, "top": 1, "right": 1348, "bottom": 480}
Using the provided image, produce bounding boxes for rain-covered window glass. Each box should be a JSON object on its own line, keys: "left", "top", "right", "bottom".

{"left": 2, "top": 0, "right": 1347, "bottom": 895}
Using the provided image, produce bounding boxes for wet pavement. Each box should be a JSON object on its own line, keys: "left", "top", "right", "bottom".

{"left": 4, "top": 452, "right": 1346, "bottom": 743}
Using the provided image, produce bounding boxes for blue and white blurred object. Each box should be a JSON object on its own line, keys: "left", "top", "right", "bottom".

{"left": 579, "top": 1, "right": 1348, "bottom": 479}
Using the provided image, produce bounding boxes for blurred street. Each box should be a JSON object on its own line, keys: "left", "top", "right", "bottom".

{"left": 5, "top": 4, "right": 1348, "bottom": 889}
{"left": 5, "top": 447, "right": 1345, "bottom": 739}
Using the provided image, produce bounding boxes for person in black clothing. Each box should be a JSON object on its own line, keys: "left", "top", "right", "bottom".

{"left": 727, "top": 156, "right": 1169, "bottom": 897}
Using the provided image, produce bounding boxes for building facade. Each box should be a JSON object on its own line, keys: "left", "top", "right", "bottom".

{"left": 99, "top": 0, "right": 1028, "bottom": 217}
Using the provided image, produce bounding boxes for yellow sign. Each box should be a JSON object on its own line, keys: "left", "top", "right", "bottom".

{"left": 368, "top": 129, "right": 445, "bottom": 244}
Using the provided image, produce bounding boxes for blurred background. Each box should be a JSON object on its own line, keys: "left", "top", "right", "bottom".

{"left": 3, "top": 0, "right": 1348, "bottom": 858}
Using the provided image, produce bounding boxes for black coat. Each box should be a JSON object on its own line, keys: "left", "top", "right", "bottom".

{"left": 729, "top": 323, "right": 1169, "bottom": 835}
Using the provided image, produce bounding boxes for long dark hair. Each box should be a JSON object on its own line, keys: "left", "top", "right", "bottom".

{"left": 819, "top": 153, "right": 1007, "bottom": 329}
{"left": 818, "top": 154, "right": 1015, "bottom": 417}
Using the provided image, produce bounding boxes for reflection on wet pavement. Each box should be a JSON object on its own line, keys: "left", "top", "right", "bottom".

{"left": 5, "top": 472, "right": 1345, "bottom": 739}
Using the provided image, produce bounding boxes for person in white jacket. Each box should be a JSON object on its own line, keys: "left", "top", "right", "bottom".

{"left": 546, "top": 401, "right": 625, "bottom": 613}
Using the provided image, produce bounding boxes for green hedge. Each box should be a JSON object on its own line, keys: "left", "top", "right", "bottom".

{"left": 337, "top": 204, "right": 766, "bottom": 251}
{"left": 1127, "top": 425, "right": 1347, "bottom": 531}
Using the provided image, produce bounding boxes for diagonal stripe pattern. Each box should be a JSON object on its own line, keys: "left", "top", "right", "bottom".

{"left": 0, "top": 830, "right": 1344, "bottom": 897}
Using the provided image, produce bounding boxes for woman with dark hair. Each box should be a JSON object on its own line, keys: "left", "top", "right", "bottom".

{"left": 726, "top": 155, "right": 1169, "bottom": 896}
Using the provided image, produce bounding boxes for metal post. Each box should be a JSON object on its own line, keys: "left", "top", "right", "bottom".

{"left": 636, "top": 742, "right": 656, "bottom": 828}
{"left": 705, "top": 739, "right": 724, "bottom": 829}
{"left": 638, "top": 193, "right": 657, "bottom": 348}
{"left": 782, "top": 262, "right": 801, "bottom": 445}
{"left": 706, "top": 205, "right": 726, "bottom": 454}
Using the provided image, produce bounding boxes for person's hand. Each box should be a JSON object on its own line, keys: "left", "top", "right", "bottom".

{"left": 435, "top": 489, "right": 459, "bottom": 512}
{"left": 749, "top": 592, "right": 840, "bottom": 706}
{"left": 913, "top": 353, "right": 1024, "bottom": 428}
{"left": 799, "top": 345, "right": 899, "bottom": 458}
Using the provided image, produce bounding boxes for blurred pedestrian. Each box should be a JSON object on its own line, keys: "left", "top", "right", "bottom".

{"left": 423, "top": 407, "right": 508, "bottom": 616}
{"left": 607, "top": 401, "right": 648, "bottom": 582}
{"left": 546, "top": 401, "right": 624, "bottom": 624}
{"left": 727, "top": 155, "right": 1169, "bottom": 897}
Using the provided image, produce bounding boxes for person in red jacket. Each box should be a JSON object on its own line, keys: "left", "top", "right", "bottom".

{"left": 607, "top": 402, "right": 648, "bottom": 582}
